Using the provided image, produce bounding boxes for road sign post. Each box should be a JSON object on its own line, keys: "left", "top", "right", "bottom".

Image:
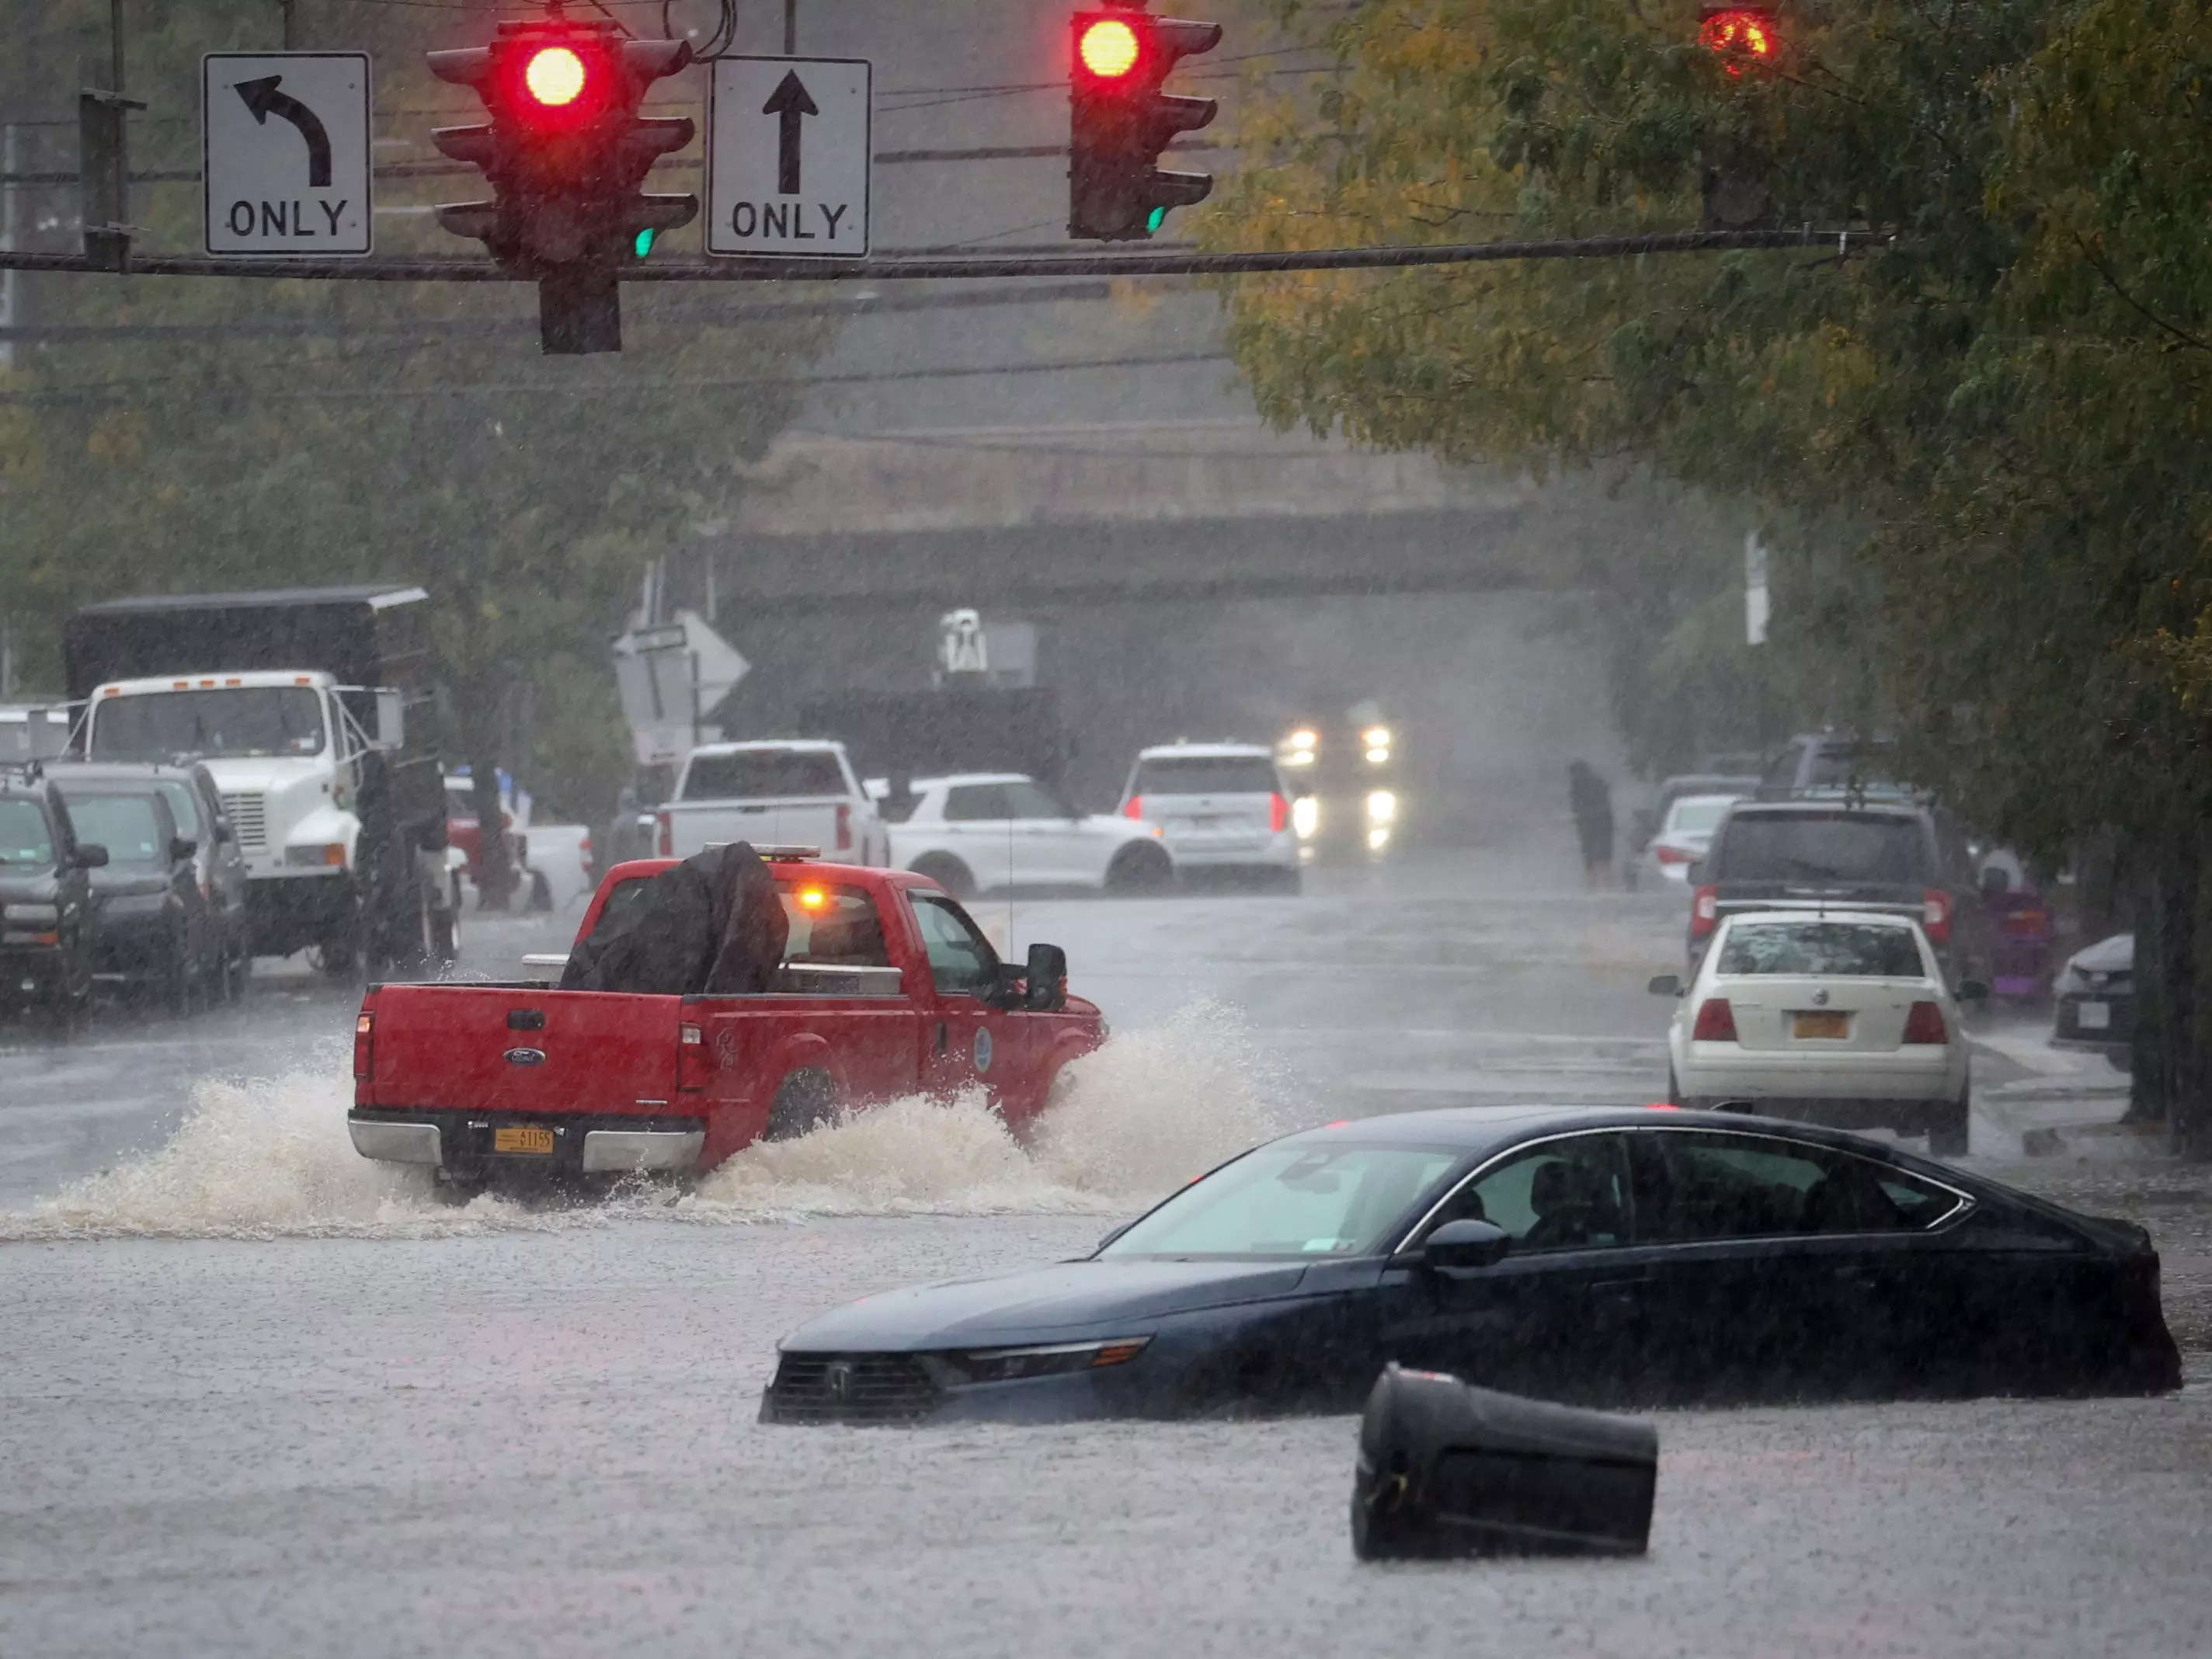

{"left": 706, "top": 56, "right": 871, "bottom": 259}
{"left": 202, "top": 53, "right": 372, "bottom": 258}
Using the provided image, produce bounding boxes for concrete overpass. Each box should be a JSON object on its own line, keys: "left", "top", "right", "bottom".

{"left": 693, "top": 423, "right": 1602, "bottom": 614}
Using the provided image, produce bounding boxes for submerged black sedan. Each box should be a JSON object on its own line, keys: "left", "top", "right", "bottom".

{"left": 762, "top": 1106, "right": 2181, "bottom": 1425}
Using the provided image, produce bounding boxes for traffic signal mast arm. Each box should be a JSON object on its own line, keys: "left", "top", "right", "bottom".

{"left": 1069, "top": 9, "right": 1222, "bottom": 242}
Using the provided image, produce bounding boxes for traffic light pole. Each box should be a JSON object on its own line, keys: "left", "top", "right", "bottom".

{"left": 0, "top": 225, "right": 1881, "bottom": 284}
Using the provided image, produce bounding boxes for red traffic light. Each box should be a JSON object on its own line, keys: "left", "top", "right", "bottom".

{"left": 524, "top": 45, "right": 588, "bottom": 107}
{"left": 1698, "top": 5, "right": 1777, "bottom": 74}
{"left": 1078, "top": 16, "right": 1142, "bottom": 79}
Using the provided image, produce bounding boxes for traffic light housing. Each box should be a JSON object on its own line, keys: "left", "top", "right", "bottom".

{"left": 428, "top": 20, "right": 697, "bottom": 353}
{"left": 1697, "top": 5, "right": 1779, "bottom": 76}
{"left": 1069, "top": 8, "right": 1222, "bottom": 242}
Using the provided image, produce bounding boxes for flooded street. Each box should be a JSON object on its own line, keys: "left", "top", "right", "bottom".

{"left": 3, "top": 848, "right": 2205, "bottom": 1657}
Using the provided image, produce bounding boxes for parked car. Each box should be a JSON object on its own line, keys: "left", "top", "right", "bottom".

{"left": 2053, "top": 932, "right": 2135, "bottom": 1072}
{"left": 0, "top": 764, "right": 103, "bottom": 1028}
{"left": 45, "top": 760, "right": 252, "bottom": 1001}
{"left": 1630, "top": 771, "right": 1759, "bottom": 854}
{"left": 61, "top": 784, "right": 211, "bottom": 1013}
{"left": 1638, "top": 790, "right": 1744, "bottom": 885}
{"left": 760, "top": 1104, "right": 2179, "bottom": 1424}
{"left": 349, "top": 850, "right": 1103, "bottom": 1188}
{"left": 882, "top": 772, "right": 1173, "bottom": 896}
{"left": 656, "top": 740, "right": 889, "bottom": 866}
{"left": 1653, "top": 909, "right": 1980, "bottom": 1154}
{"left": 1688, "top": 796, "right": 1995, "bottom": 993}
{"left": 1758, "top": 732, "right": 1904, "bottom": 796}
{"left": 1118, "top": 742, "right": 1303, "bottom": 892}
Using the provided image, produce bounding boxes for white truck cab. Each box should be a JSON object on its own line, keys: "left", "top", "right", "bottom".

{"left": 82, "top": 670, "right": 398, "bottom": 958}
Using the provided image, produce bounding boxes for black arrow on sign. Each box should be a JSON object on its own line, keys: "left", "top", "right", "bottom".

{"left": 761, "top": 70, "right": 819, "bottom": 197}
{"left": 235, "top": 75, "right": 332, "bottom": 189}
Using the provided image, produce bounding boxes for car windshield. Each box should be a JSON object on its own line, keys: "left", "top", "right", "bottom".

{"left": 683, "top": 750, "right": 846, "bottom": 799}
{"left": 1100, "top": 1143, "right": 1462, "bottom": 1258}
{"left": 1132, "top": 756, "right": 1279, "bottom": 795}
{"left": 1718, "top": 921, "right": 1927, "bottom": 978}
{"left": 1666, "top": 795, "right": 1735, "bottom": 836}
{"left": 66, "top": 794, "right": 165, "bottom": 865}
{"left": 90, "top": 689, "right": 326, "bottom": 760}
{"left": 0, "top": 798, "right": 55, "bottom": 864}
{"left": 1716, "top": 813, "right": 1929, "bottom": 883}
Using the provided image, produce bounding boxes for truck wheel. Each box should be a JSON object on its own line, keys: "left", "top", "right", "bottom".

{"left": 909, "top": 854, "right": 975, "bottom": 899}
{"left": 315, "top": 928, "right": 360, "bottom": 980}
{"left": 763, "top": 1070, "right": 838, "bottom": 1141}
{"left": 1105, "top": 842, "right": 1174, "bottom": 895}
{"left": 431, "top": 906, "right": 461, "bottom": 969}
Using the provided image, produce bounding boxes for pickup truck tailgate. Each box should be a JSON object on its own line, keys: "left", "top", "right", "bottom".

{"left": 363, "top": 985, "right": 679, "bottom": 1114}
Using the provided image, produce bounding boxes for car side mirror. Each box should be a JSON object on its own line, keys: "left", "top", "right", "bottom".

{"left": 1024, "top": 942, "right": 1069, "bottom": 1011}
{"left": 212, "top": 821, "right": 233, "bottom": 844}
{"left": 1956, "top": 979, "right": 1991, "bottom": 1002}
{"left": 1415, "top": 1219, "right": 1511, "bottom": 1271}
{"left": 1647, "top": 973, "right": 1682, "bottom": 996}
{"left": 75, "top": 843, "right": 109, "bottom": 869}
{"left": 170, "top": 836, "right": 198, "bottom": 864}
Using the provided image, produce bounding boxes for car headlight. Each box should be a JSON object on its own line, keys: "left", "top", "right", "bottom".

{"left": 1362, "top": 726, "right": 1391, "bottom": 749}
{"left": 285, "top": 843, "right": 349, "bottom": 868}
{"left": 1292, "top": 795, "right": 1320, "bottom": 840}
{"left": 5, "top": 903, "right": 59, "bottom": 925}
{"left": 952, "top": 1337, "right": 1150, "bottom": 1382}
{"left": 1365, "top": 789, "right": 1397, "bottom": 825}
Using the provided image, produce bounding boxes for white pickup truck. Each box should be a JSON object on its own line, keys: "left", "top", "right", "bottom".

{"left": 655, "top": 739, "right": 889, "bottom": 866}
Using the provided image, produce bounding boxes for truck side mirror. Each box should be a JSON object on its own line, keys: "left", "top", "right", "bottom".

{"left": 374, "top": 687, "right": 405, "bottom": 747}
{"left": 213, "top": 821, "right": 234, "bottom": 845}
{"left": 75, "top": 843, "right": 109, "bottom": 869}
{"left": 170, "top": 837, "right": 198, "bottom": 864}
{"left": 1647, "top": 973, "right": 1682, "bottom": 996}
{"left": 1024, "top": 942, "right": 1069, "bottom": 1011}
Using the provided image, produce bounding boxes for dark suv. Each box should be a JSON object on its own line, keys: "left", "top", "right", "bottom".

{"left": 0, "top": 765, "right": 106, "bottom": 1028}
{"left": 1687, "top": 798, "right": 1995, "bottom": 989}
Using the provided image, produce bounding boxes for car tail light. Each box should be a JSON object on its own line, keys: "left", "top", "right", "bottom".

{"left": 353, "top": 1010, "right": 374, "bottom": 1082}
{"left": 2001, "top": 907, "right": 2049, "bottom": 937}
{"left": 1922, "top": 887, "right": 1952, "bottom": 944}
{"left": 678, "top": 1022, "right": 708, "bottom": 1093}
{"left": 1654, "top": 843, "right": 1695, "bottom": 865}
{"left": 1123, "top": 795, "right": 1144, "bottom": 820}
{"left": 656, "top": 809, "right": 673, "bottom": 857}
{"left": 835, "top": 802, "right": 852, "bottom": 851}
{"left": 1269, "top": 792, "right": 1289, "bottom": 833}
{"left": 1902, "top": 1000, "right": 1948, "bottom": 1044}
{"left": 1691, "top": 885, "right": 1719, "bottom": 940}
{"left": 1692, "top": 996, "right": 1738, "bottom": 1042}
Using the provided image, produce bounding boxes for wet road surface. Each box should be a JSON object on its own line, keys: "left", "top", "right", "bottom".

{"left": 2, "top": 848, "right": 2203, "bottom": 1657}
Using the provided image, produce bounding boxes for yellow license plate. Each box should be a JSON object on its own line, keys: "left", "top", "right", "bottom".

{"left": 493, "top": 1125, "right": 556, "bottom": 1155}
{"left": 1793, "top": 1011, "right": 1849, "bottom": 1040}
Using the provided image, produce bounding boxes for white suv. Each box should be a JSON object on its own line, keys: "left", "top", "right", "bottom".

{"left": 883, "top": 773, "right": 1173, "bottom": 896}
{"left": 1119, "top": 743, "right": 1302, "bottom": 892}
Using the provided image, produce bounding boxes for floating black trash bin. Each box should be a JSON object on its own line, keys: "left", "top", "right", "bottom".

{"left": 1351, "top": 1364, "right": 1657, "bottom": 1560}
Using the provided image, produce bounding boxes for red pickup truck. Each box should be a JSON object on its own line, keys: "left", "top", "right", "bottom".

{"left": 347, "top": 854, "right": 1105, "bottom": 1184}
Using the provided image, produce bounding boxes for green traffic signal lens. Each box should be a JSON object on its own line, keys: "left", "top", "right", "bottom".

{"left": 1146, "top": 207, "right": 1167, "bottom": 234}
{"left": 634, "top": 228, "right": 656, "bottom": 258}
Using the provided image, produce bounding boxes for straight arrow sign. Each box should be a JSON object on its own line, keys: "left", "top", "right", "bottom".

{"left": 235, "top": 75, "right": 332, "bottom": 188}
{"left": 762, "top": 70, "right": 818, "bottom": 197}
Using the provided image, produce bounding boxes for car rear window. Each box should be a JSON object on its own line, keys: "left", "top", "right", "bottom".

{"left": 1132, "top": 756, "right": 1280, "bottom": 796}
{"left": 683, "top": 750, "right": 846, "bottom": 800}
{"left": 1665, "top": 796, "right": 1734, "bottom": 836}
{"left": 1713, "top": 812, "right": 1929, "bottom": 883}
{"left": 1717, "top": 921, "right": 1926, "bottom": 978}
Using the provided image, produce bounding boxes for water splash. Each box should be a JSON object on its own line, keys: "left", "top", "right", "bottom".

{"left": 0, "top": 1002, "right": 1289, "bottom": 1242}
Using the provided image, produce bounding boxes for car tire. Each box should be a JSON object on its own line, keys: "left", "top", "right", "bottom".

{"left": 1104, "top": 841, "right": 1174, "bottom": 895}
{"left": 431, "top": 905, "right": 461, "bottom": 970}
{"left": 1927, "top": 1090, "right": 1970, "bottom": 1159}
{"left": 763, "top": 1069, "right": 838, "bottom": 1142}
{"left": 225, "top": 944, "right": 251, "bottom": 1004}
{"left": 909, "top": 854, "right": 975, "bottom": 899}
{"left": 527, "top": 871, "right": 554, "bottom": 913}
{"left": 163, "top": 940, "right": 195, "bottom": 1018}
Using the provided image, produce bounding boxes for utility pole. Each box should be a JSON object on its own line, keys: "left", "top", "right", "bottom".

{"left": 1, "top": 122, "right": 17, "bottom": 370}
{"left": 280, "top": 0, "right": 297, "bottom": 50}
{"left": 78, "top": 0, "right": 143, "bottom": 273}
{"left": 784, "top": 0, "right": 798, "bottom": 54}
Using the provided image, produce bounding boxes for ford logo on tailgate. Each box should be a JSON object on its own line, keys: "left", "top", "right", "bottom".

{"left": 504, "top": 1048, "right": 548, "bottom": 1066}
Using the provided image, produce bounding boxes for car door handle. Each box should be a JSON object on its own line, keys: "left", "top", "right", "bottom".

{"left": 1589, "top": 1271, "right": 1654, "bottom": 1296}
